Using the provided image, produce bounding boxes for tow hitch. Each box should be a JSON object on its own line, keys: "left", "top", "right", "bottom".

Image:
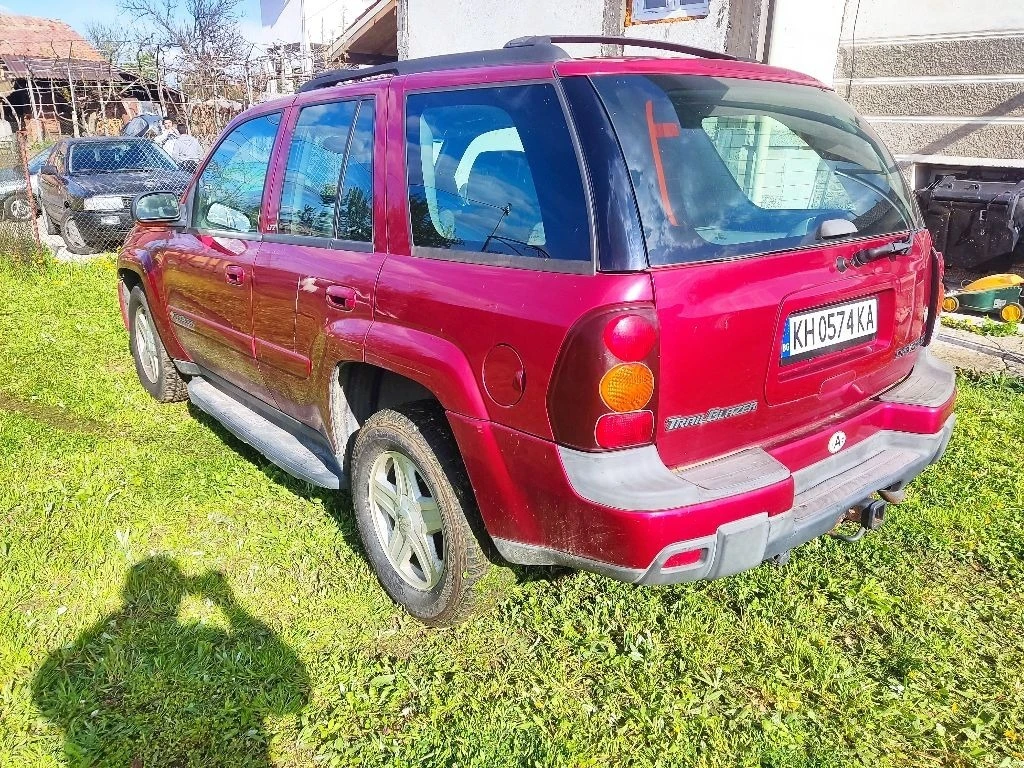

{"left": 830, "top": 499, "right": 888, "bottom": 543}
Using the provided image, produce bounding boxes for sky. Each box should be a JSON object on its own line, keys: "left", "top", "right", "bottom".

{"left": 0, "top": 0, "right": 273, "bottom": 47}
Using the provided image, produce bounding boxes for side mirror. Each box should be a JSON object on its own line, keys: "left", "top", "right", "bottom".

{"left": 133, "top": 191, "right": 181, "bottom": 224}
{"left": 40, "top": 164, "right": 58, "bottom": 176}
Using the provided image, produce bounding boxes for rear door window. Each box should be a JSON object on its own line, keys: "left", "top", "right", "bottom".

{"left": 336, "top": 100, "right": 374, "bottom": 243}
{"left": 405, "top": 84, "right": 591, "bottom": 267}
{"left": 590, "top": 75, "right": 918, "bottom": 265}
{"left": 278, "top": 100, "right": 358, "bottom": 238}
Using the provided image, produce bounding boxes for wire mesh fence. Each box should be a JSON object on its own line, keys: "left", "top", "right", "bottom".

{"left": 36, "top": 135, "right": 192, "bottom": 256}
{"left": 0, "top": 132, "right": 42, "bottom": 263}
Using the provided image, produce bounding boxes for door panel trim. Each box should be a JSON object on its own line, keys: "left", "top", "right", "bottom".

{"left": 169, "top": 306, "right": 254, "bottom": 356}
{"left": 256, "top": 338, "right": 312, "bottom": 378}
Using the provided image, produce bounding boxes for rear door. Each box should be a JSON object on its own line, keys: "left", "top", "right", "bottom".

{"left": 587, "top": 73, "right": 930, "bottom": 469}
{"left": 161, "top": 112, "right": 282, "bottom": 400}
{"left": 255, "top": 90, "right": 386, "bottom": 431}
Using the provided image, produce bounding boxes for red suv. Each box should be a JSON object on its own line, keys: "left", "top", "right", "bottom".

{"left": 118, "top": 36, "right": 956, "bottom": 625}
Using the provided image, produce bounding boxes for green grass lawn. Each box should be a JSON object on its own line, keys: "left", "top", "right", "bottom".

{"left": 1, "top": 257, "right": 1023, "bottom": 768}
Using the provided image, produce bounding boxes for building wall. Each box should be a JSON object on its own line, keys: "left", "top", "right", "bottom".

{"left": 834, "top": 0, "right": 1024, "bottom": 164}
{"left": 765, "top": 0, "right": 845, "bottom": 84}
{"left": 402, "top": 0, "right": 766, "bottom": 60}
{"left": 265, "top": 0, "right": 371, "bottom": 46}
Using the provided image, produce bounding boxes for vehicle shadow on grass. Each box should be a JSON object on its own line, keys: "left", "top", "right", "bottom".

{"left": 186, "top": 405, "right": 364, "bottom": 551}
{"left": 32, "top": 556, "right": 310, "bottom": 767}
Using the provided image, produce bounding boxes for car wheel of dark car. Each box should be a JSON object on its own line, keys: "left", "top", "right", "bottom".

{"left": 41, "top": 206, "right": 58, "bottom": 235}
{"left": 62, "top": 217, "right": 97, "bottom": 255}
{"left": 350, "top": 403, "right": 490, "bottom": 626}
{"left": 128, "top": 286, "right": 188, "bottom": 403}
{"left": 4, "top": 194, "right": 32, "bottom": 222}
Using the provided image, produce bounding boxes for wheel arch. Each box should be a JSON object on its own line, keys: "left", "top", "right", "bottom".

{"left": 328, "top": 361, "right": 442, "bottom": 471}
{"left": 116, "top": 251, "right": 189, "bottom": 361}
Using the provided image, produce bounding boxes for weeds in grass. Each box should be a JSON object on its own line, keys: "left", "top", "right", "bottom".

{"left": 941, "top": 315, "right": 1020, "bottom": 337}
{"left": 0, "top": 229, "right": 51, "bottom": 271}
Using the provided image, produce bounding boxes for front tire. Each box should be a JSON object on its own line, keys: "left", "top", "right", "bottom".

{"left": 351, "top": 404, "right": 489, "bottom": 626}
{"left": 128, "top": 286, "right": 187, "bottom": 403}
{"left": 62, "top": 216, "right": 97, "bottom": 255}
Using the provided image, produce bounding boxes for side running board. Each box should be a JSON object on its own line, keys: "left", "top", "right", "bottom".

{"left": 187, "top": 377, "right": 345, "bottom": 489}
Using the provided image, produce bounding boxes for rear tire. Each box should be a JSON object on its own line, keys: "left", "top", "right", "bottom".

{"left": 4, "top": 194, "right": 32, "bottom": 222}
{"left": 351, "top": 403, "right": 489, "bottom": 626}
{"left": 128, "top": 286, "right": 187, "bottom": 403}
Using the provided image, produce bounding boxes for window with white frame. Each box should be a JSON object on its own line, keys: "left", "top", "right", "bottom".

{"left": 629, "top": 0, "right": 710, "bottom": 24}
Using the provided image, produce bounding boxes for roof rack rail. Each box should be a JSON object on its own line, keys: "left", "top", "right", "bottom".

{"left": 505, "top": 35, "right": 742, "bottom": 62}
{"left": 298, "top": 40, "right": 570, "bottom": 93}
{"left": 298, "top": 33, "right": 742, "bottom": 93}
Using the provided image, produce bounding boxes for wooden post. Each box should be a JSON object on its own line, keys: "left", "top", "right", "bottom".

{"left": 16, "top": 131, "right": 41, "bottom": 249}
{"left": 66, "top": 42, "right": 80, "bottom": 137}
{"left": 155, "top": 45, "right": 168, "bottom": 120}
{"left": 25, "top": 70, "right": 40, "bottom": 142}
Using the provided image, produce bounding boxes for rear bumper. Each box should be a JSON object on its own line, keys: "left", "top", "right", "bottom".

{"left": 454, "top": 350, "right": 956, "bottom": 584}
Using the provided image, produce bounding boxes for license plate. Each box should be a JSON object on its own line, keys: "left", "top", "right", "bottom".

{"left": 781, "top": 297, "right": 877, "bottom": 363}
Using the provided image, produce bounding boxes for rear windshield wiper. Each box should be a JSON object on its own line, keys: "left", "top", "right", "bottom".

{"left": 847, "top": 233, "right": 916, "bottom": 268}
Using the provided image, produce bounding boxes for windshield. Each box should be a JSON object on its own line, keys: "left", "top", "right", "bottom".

{"left": 68, "top": 140, "right": 178, "bottom": 175}
{"left": 590, "top": 74, "right": 918, "bottom": 266}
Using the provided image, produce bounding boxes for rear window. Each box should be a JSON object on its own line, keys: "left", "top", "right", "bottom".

{"left": 405, "top": 84, "right": 591, "bottom": 266}
{"left": 590, "top": 75, "right": 918, "bottom": 265}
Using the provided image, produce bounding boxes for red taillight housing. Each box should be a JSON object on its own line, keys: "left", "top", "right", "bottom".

{"left": 603, "top": 314, "right": 657, "bottom": 362}
{"left": 548, "top": 306, "right": 659, "bottom": 451}
{"left": 595, "top": 411, "right": 654, "bottom": 449}
{"left": 924, "top": 244, "right": 945, "bottom": 346}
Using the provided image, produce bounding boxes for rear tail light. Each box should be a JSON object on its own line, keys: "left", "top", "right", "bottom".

{"left": 548, "top": 306, "right": 659, "bottom": 451}
{"left": 599, "top": 363, "right": 655, "bottom": 412}
{"left": 603, "top": 314, "right": 657, "bottom": 361}
{"left": 595, "top": 410, "right": 654, "bottom": 449}
{"left": 924, "top": 244, "right": 945, "bottom": 346}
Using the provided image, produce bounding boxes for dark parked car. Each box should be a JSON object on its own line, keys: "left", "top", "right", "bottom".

{"left": 0, "top": 145, "right": 52, "bottom": 222}
{"left": 39, "top": 137, "right": 189, "bottom": 254}
{"left": 119, "top": 36, "right": 955, "bottom": 625}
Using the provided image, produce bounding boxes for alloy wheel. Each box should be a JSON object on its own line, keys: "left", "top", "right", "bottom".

{"left": 8, "top": 197, "right": 31, "bottom": 221}
{"left": 134, "top": 306, "right": 160, "bottom": 383}
{"left": 368, "top": 450, "right": 445, "bottom": 591}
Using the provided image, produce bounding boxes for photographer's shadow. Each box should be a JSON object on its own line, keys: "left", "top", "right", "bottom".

{"left": 32, "top": 556, "right": 310, "bottom": 767}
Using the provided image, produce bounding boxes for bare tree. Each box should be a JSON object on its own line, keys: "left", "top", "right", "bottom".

{"left": 84, "top": 22, "right": 132, "bottom": 67}
{"left": 118, "top": 0, "right": 252, "bottom": 139}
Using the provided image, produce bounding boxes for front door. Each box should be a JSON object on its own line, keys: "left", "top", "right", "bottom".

{"left": 255, "top": 92, "right": 386, "bottom": 431}
{"left": 38, "top": 140, "right": 67, "bottom": 222}
{"left": 162, "top": 112, "right": 283, "bottom": 400}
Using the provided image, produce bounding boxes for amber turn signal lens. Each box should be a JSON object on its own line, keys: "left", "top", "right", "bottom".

{"left": 599, "top": 363, "right": 654, "bottom": 412}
